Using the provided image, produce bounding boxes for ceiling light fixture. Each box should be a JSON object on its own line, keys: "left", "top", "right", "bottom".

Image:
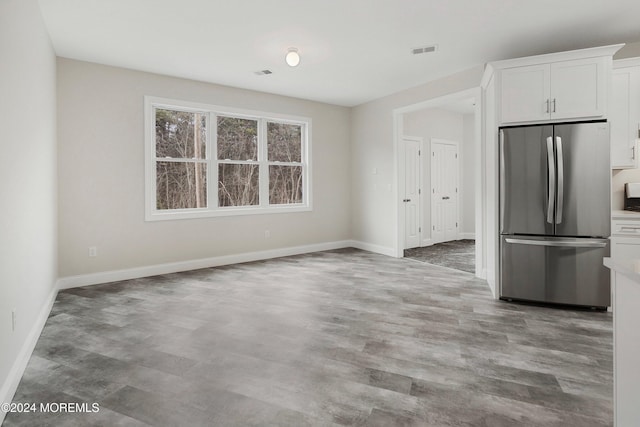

{"left": 285, "top": 48, "right": 300, "bottom": 67}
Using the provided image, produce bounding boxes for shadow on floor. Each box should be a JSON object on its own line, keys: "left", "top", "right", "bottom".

{"left": 404, "top": 239, "right": 475, "bottom": 274}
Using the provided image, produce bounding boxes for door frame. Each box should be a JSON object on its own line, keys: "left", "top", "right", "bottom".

{"left": 393, "top": 87, "right": 484, "bottom": 279}
{"left": 400, "top": 135, "right": 424, "bottom": 249}
{"left": 430, "top": 138, "right": 461, "bottom": 244}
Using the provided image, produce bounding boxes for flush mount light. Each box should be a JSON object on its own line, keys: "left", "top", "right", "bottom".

{"left": 285, "top": 48, "right": 300, "bottom": 67}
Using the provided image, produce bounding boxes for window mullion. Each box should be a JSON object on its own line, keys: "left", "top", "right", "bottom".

{"left": 209, "top": 112, "right": 218, "bottom": 209}
{"left": 258, "top": 119, "right": 269, "bottom": 207}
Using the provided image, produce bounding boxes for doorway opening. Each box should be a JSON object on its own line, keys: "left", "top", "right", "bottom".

{"left": 394, "top": 88, "right": 484, "bottom": 277}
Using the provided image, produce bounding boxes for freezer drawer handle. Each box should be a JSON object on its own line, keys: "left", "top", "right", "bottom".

{"left": 505, "top": 238, "right": 607, "bottom": 248}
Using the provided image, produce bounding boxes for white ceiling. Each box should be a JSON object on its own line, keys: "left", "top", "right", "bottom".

{"left": 38, "top": 0, "right": 640, "bottom": 107}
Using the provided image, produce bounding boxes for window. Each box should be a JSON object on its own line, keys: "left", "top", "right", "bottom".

{"left": 145, "top": 97, "right": 311, "bottom": 220}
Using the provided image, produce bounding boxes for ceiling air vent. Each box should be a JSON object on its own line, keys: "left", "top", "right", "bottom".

{"left": 254, "top": 69, "right": 273, "bottom": 76}
{"left": 412, "top": 45, "right": 438, "bottom": 55}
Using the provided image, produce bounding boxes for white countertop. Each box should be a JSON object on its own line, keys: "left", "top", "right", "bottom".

{"left": 604, "top": 257, "right": 640, "bottom": 283}
{"left": 612, "top": 210, "right": 640, "bottom": 219}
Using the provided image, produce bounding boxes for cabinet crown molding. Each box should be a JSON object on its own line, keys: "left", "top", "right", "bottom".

{"left": 488, "top": 44, "right": 624, "bottom": 71}
{"left": 614, "top": 57, "right": 640, "bottom": 69}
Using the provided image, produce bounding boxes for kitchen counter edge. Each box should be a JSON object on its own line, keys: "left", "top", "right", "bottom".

{"left": 604, "top": 257, "right": 640, "bottom": 284}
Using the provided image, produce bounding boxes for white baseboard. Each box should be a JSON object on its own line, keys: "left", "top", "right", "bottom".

{"left": 57, "top": 240, "right": 354, "bottom": 289}
{"left": 420, "top": 239, "right": 434, "bottom": 247}
{"left": 348, "top": 240, "right": 397, "bottom": 257}
{"left": 486, "top": 268, "right": 497, "bottom": 299}
{"left": 459, "top": 233, "right": 476, "bottom": 240}
{"left": 0, "top": 286, "right": 57, "bottom": 424}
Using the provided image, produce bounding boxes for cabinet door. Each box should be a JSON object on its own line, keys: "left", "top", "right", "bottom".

{"left": 611, "top": 66, "right": 640, "bottom": 169}
{"left": 550, "top": 57, "right": 606, "bottom": 120}
{"left": 611, "top": 69, "right": 635, "bottom": 168}
{"left": 611, "top": 236, "right": 640, "bottom": 261}
{"left": 500, "top": 64, "right": 550, "bottom": 124}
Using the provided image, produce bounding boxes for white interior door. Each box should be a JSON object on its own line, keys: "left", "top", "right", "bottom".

{"left": 431, "top": 139, "right": 459, "bottom": 244}
{"left": 403, "top": 138, "right": 421, "bottom": 249}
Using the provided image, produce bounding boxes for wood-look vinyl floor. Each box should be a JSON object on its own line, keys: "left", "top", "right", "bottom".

{"left": 3, "top": 249, "right": 612, "bottom": 426}
{"left": 404, "top": 240, "right": 476, "bottom": 274}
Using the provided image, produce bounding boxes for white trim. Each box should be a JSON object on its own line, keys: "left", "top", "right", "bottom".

{"left": 614, "top": 57, "right": 640, "bottom": 69}
{"left": 459, "top": 233, "right": 476, "bottom": 240}
{"left": 58, "top": 241, "right": 354, "bottom": 289}
{"left": 488, "top": 44, "right": 624, "bottom": 71}
{"left": 348, "top": 240, "right": 397, "bottom": 258}
{"left": 481, "top": 63, "right": 495, "bottom": 90}
{"left": 420, "top": 238, "right": 435, "bottom": 247}
{"left": 0, "top": 286, "right": 57, "bottom": 424}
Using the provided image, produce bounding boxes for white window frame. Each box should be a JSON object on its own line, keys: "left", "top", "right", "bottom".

{"left": 145, "top": 96, "right": 312, "bottom": 221}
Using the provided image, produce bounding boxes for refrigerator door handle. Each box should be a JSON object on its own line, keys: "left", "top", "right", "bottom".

{"left": 556, "top": 136, "right": 564, "bottom": 224}
{"left": 500, "top": 130, "right": 505, "bottom": 230}
{"left": 546, "top": 136, "right": 555, "bottom": 224}
{"left": 505, "top": 238, "right": 607, "bottom": 248}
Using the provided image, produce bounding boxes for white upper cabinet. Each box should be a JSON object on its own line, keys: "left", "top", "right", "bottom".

{"left": 551, "top": 57, "right": 606, "bottom": 120}
{"left": 500, "top": 57, "right": 607, "bottom": 124}
{"left": 611, "top": 58, "right": 640, "bottom": 169}
{"left": 500, "top": 64, "right": 550, "bottom": 123}
{"left": 489, "top": 45, "right": 623, "bottom": 126}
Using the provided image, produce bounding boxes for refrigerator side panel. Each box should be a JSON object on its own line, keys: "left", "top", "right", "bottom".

{"left": 500, "top": 126, "right": 554, "bottom": 235}
{"left": 554, "top": 122, "right": 611, "bottom": 237}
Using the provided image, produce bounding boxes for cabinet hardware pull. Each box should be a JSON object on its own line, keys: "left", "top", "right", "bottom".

{"left": 552, "top": 98, "right": 556, "bottom": 113}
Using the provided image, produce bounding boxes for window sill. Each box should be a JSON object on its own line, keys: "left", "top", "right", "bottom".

{"left": 145, "top": 204, "right": 312, "bottom": 221}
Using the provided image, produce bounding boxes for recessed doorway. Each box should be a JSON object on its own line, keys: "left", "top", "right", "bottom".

{"left": 394, "top": 88, "right": 483, "bottom": 278}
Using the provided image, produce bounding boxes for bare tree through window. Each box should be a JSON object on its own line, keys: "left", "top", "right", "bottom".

{"left": 217, "top": 117, "right": 259, "bottom": 207}
{"left": 149, "top": 100, "right": 308, "bottom": 218}
{"left": 155, "top": 109, "right": 207, "bottom": 210}
{"left": 267, "top": 122, "right": 303, "bottom": 204}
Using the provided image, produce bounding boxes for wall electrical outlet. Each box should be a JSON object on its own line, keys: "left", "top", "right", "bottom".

{"left": 88, "top": 246, "right": 97, "bottom": 257}
{"left": 264, "top": 230, "right": 271, "bottom": 239}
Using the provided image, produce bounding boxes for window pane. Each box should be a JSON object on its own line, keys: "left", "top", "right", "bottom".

{"left": 217, "top": 116, "right": 258, "bottom": 161}
{"left": 269, "top": 165, "right": 302, "bottom": 205}
{"left": 155, "top": 109, "right": 206, "bottom": 159}
{"left": 156, "top": 162, "right": 207, "bottom": 210}
{"left": 218, "top": 164, "right": 259, "bottom": 207}
{"left": 267, "top": 122, "right": 301, "bottom": 162}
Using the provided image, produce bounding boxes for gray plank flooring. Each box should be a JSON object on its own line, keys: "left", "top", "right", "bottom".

{"left": 3, "top": 248, "right": 612, "bottom": 426}
{"left": 404, "top": 240, "right": 475, "bottom": 274}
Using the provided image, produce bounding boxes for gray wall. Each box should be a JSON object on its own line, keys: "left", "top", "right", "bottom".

{"left": 57, "top": 59, "right": 352, "bottom": 277}
{"left": 350, "top": 66, "right": 484, "bottom": 254}
{"left": 0, "top": 0, "right": 58, "bottom": 411}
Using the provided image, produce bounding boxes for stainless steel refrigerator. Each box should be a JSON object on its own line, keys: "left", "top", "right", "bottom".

{"left": 499, "top": 121, "right": 611, "bottom": 309}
